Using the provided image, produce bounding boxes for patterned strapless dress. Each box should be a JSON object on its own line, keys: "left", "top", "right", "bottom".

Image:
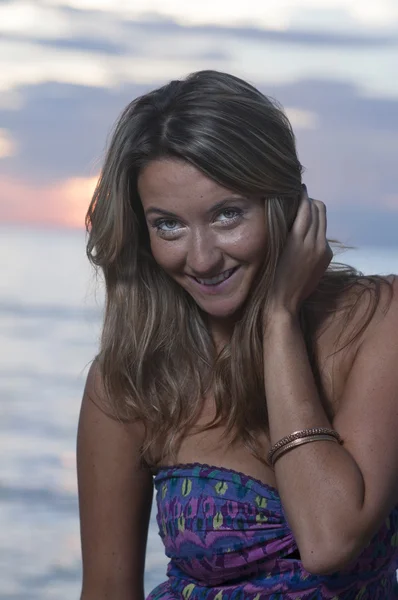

{"left": 146, "top": 463, "right": 398, "bottom": 600}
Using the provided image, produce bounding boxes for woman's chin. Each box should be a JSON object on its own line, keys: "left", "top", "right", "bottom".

{"left": 196, "top": 297, "right": 245, "bottom": 320}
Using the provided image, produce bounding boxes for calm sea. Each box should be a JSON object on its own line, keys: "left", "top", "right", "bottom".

{"left": 1, "top": 226, "right": 397, "bottom": 599}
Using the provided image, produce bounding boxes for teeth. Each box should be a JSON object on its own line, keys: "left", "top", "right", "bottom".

{"left": 196, "top": 268, "right": 235, "bottom": 286}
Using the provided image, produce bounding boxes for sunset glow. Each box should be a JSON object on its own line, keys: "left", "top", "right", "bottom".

{"left": 0, "top": 175, "right": 98, "bottom": 228}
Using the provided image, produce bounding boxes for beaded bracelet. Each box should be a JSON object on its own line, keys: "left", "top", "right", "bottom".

{"left": 267, "top": 427, "right": 343, "bottom": 466}
{"left": 270, "top": 434, "right": 340, "bottom": 467}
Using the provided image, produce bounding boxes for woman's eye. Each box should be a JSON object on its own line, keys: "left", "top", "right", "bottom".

{"left": 216, "top": 208, "right": 242, "bottom": 222}
{"left": 155, "top": 219, "right": 179, "bottom": 232}
{"left": 152, "top": 208, "right": 242, "bottom": 237}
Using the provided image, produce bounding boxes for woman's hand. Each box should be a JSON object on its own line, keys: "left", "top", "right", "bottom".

{"left": 266, "top": 185, "right": 333, "bottom": 319}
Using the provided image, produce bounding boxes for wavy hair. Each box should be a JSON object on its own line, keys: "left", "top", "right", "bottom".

{"left": 85, "top": 70, "right": 391, "bottom": 468}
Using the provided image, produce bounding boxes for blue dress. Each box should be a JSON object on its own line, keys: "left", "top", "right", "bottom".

{"left": 147, "top": 463, "right": 398, "bottom": 599}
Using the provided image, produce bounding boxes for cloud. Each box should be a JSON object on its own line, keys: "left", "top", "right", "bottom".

{"left": 119, "top": 16, "right": 398, "bottom": 48}
{"left": 1, "top": 4, "right": 398, "bottom": 97}
{"left": 37, "top": 0, "right": 398, "bottom": 30}
{"left": 327, "top": 207, "right": 398, "bottom": 246}
{"left": 2, "top": 5, "right": 397, "bottom": 51}
{"left": 0, "top": 3, "right": 397, "bottom": 244}
{"left": 0, "top": 74, "right": 397, "bottom": 245}
{"left": 284, "top": 108, "right": 319, "bottom": 129}
{"left": 0, "top": 174, "right": 97, "bottom": 227}
{"left": 0, "top": 31, "right": 129, "bottom": 55}
{"left": 266, "top": 78, "right": 398, "bottom": 214}
{"left": 1, "top": 76, "right": 397, "bottom": 191}
{"left": 0, "top": 81, "right": 153, "bottom": 181}
{"left": 0, "top": 129, "right": 17, "bottom": 158}
{"left": 383, "top": 194, "right": 398, "bottom": 211}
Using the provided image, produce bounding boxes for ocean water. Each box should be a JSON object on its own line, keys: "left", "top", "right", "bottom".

{"left": 1, "top": 225, "right": 397, "bottom": 599}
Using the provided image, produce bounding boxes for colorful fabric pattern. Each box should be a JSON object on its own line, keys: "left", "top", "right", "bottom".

{"left": 146, "top": 463, "right": 398, "bottom": 599}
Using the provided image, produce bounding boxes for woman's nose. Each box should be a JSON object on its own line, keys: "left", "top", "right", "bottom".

{"left": 186, "top": 230, "right": 224, "bottom": 277}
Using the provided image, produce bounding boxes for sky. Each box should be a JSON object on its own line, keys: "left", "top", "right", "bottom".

{"left": 0, "top": 0, "right": 397, "bottom": 244}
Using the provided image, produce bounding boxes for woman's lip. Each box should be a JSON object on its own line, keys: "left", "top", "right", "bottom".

{"left": 188, "top": 266, "right": 240, "bottom": 295}
{"left": 189, "top": 265, "right": 239, "bottom": 285}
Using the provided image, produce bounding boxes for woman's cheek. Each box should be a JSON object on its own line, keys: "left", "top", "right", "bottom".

{"left": 150, "top": 237, "right": 184, "bottom": 273}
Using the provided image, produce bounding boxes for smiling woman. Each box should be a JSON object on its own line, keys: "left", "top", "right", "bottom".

{"left": 78, "top": 70, "right": 398, "bottom": 600}
{"left": 138, "top": 160, "right": 269, "bottom": 325}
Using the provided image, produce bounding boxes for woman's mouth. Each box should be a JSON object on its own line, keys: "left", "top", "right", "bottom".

{"left": 189, "top": 266, "right": 240, "bottom": 294}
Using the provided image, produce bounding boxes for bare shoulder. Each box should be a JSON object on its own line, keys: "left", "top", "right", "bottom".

{"left": 314, "top": 275, "right": 396, "bottom": 395}
{"left": 318, "top": 273, "right": 396, "bottom": 339}
{"left": 330, "top": 274, "right": 398, "bottom": 536}
{"left": 330, "top": 273, "right": 397, "bottom": 356}
{"left": 360, "top": 274, "right": 398, "bottom": 334}
{"left": 77, "top": 359, "right": 153, "bottom": 599}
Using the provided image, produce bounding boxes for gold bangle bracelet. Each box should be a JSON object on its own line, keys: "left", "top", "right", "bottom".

{"left": 267, "top": 427, "right": 342, "bottom": 465}
{"left": 270, "top": 434, "right": 340, "bottom": 467}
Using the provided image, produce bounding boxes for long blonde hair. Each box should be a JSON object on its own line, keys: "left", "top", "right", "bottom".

{"left": 85, "top": 70, "right": 391, "bottom": 468}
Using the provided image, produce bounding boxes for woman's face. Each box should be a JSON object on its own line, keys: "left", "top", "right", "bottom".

{"left": 138, "top": 158, "right": 268, "bottom": 320}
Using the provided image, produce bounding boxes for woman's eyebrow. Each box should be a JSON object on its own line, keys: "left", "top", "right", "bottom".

{"left": 145, "top": 196, "right": 247, "bottom": 218}
{"left": 145, "top": 207, "right": 179, "bottom": 218}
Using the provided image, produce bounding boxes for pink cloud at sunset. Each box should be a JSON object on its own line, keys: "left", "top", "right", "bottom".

{"left": 0, "top": 174, "right": 98, "bottom": 228}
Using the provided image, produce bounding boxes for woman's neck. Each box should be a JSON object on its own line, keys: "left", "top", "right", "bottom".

{"left": 207, "top": 315, "right": 239, "bottom": 352}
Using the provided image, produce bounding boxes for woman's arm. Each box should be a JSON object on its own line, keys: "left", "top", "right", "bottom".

{"left": 77, "top": 360, "right": 153, "bottom": 600}
{"left": 263, "top": 193, "right": 398, "bottom": 574}
{"left": 264, "top": 292, "right": 398, "bottom": 574}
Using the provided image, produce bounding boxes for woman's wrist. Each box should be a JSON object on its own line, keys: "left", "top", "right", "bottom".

{"left": 264, "top": 306, "right": 299, "bottom": 340}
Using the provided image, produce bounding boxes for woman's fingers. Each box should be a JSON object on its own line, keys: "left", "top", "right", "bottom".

{"left": 314, "top": 200, "right": 332, "bottom": 264}
{"left": 291, "top": 188, "right": 329, "bottom": 249}
{"left": 291, "top": 188, "right": 312, "bottom": 238}
{"left": 315, "top": 199, "right": 327, "bottom": 240}
{"left": 306, "top": 198, "right": 319, "bottom": 243}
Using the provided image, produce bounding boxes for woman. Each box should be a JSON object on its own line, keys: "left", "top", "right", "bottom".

{"left": 77, "top": 70, "right": 398, "bottom": 599}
